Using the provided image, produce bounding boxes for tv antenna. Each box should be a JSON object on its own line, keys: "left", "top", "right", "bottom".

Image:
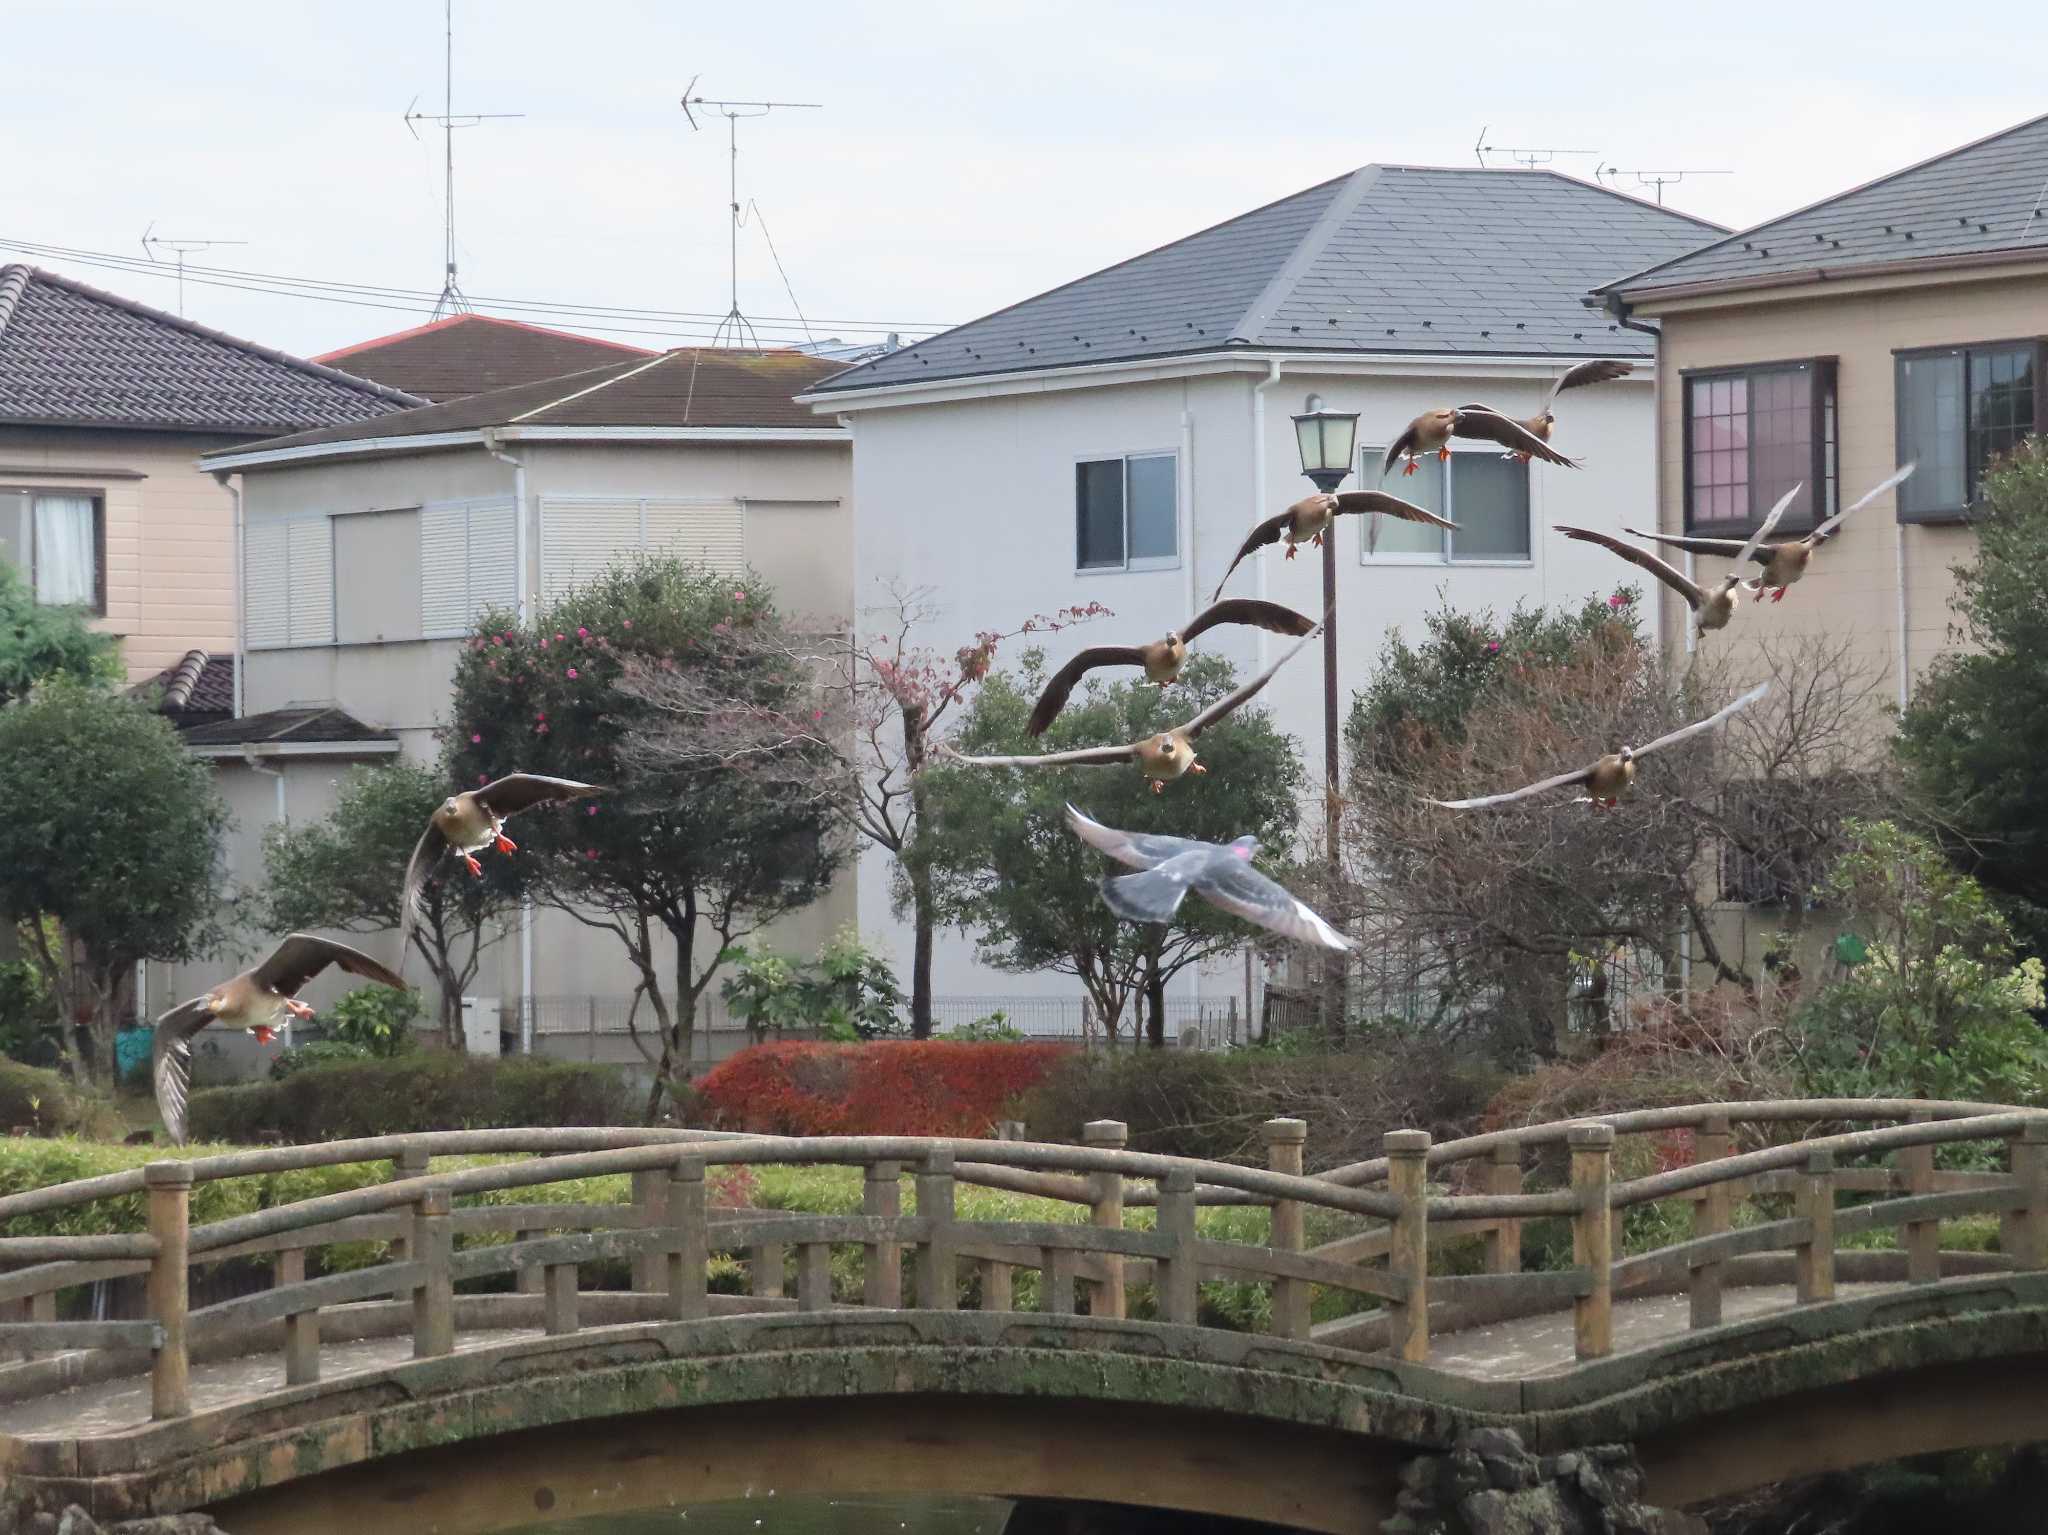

{"left": 1593, "top": 164, "right": 1732, "bottom": 205}
{"left": 1472, "top": 126, "right": 1600, "bottom": 170}
{"left": 140, "top": 223, "right": 247, "bottom": 318}
{"left": 404, "top": 0, "right": 523, "bottom": 318}
{"left": 681, "top": 78, "right": 822, "bottom": 349}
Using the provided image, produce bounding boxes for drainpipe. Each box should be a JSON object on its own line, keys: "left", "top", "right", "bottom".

{"left": 212, "top": 471, "right": 245, "bottom": 718}
{"left": 1250, "top": 360, "right": 1287, "bottom": 671}
{"left": 241, "top": 748, "right": 290, "bottom": 1043}
{"left": 1894, "top": 523, "right": 1910, "bottom": 710}
{"left": 1178, "top": 407, "right": 1197, "bottom": 620}
{"left": 482, "top": 430, "right": 535, "bottom": 1054}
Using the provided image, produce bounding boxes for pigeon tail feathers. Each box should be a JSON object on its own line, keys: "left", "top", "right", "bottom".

{"left": 1100, "top": 868, "right": 1195, "bottom": 925}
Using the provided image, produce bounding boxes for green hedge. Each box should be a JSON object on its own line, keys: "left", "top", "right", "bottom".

{"left": 0, "top": 1059, "right": 122, "bottom": 1139}
{"left": 187, "top": 1053, "right": 640, "bottom": 1142}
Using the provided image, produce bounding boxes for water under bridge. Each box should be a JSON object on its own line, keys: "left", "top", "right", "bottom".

{"left": 0, "top": 1098, "right": 2044, "bottom": 1533}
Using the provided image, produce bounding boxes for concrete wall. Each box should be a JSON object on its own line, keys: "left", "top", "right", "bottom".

{"left": 833, "top": 358, "right": 1660, "bottom": 1016}
{"left": 0, "top": 425, "right": 246, "bottom": 680}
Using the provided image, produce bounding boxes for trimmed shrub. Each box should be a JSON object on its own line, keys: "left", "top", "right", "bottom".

{"left": 0, "top": 1059, "right": 122, "bottom": 1139}
{"left": 693, "top": 1040, "right": 1070, "bottom": 1137}
{"left": 187, "top": 1054, "right": 638, "bottom": 1142}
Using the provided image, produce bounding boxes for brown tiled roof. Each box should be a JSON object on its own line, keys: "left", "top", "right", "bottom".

{"left": 0, "top": 266, "right": 424, "bottom": 435}
{"left": 313, "top": 314, "right": 655, "bottom": 402}
{"left": 207, "top": 348, "right": 850, "bottom": 461}
{"left": 131, "top": 648, "right": 235, "bottom": 725}
{"left": 180, "top": 706, "right": 398, "bottom": 750}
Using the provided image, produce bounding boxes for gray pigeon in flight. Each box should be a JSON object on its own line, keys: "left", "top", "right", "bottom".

{"left": 1064, "top": 804, "right": 1352, "bottom": 952}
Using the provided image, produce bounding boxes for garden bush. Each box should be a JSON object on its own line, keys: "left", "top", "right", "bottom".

{"left": 0, "top": 1059, "right": 122, "bottom": 1139}
{"left": 692, "top": 1039, "right": 1070, "bottom": 1136}
{"left": 188, "top": 1053, "right": 638, "bottom": 1141}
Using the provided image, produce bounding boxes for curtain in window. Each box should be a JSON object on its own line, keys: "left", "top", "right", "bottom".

{"left": 1361, "top": 450, "right": 1445, "bottom": 558}
{"left": 32, "top": 495, "right": 94, "bottom": 606}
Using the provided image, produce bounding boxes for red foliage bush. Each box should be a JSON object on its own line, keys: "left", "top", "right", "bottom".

{"left": 694, "top": 1040, "right": 1071, "bottom": 1137}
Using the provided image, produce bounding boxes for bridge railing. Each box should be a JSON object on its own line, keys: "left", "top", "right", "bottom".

{"left": 0, "top": 1102, "right": 2043, "bottom": 1424}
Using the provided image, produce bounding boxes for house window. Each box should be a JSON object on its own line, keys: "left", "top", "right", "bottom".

{"left": 1358, "top": 449, "right": 1530, "bottom": 564}
{"left": 1681, "top": 360, "right": 1837, "bottom": 535}
{"left": 1896, "top": 341, "right": 2044, "bottom": 521}
{"left": 0, "top": 488, "right": 105, "bottom": 612}
{"left": 1075, "top": 453, "right": 1177, "bottom": 571}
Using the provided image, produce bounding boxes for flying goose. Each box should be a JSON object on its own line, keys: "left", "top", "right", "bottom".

{"left": 1065, "top": 804, "right": 1352, "bottom": 952}
{"left": 941, "top": 624, "right": 1321, "bottom": 792}
{"left": 1210, "top": 492, "right": 1455, "bottom": 600}
{"left": 1382, "top": 407, "right": 1580, "bottom": 479}
{"left": 400, "top": 774, "right": 608, "bottom": 957}
{"left": 152, "top": 934, "right": 407, "bottom": 1145}
{"left": 1457, "top": 360, "right": 1636, "bottom": 460}
{"left": 1556, "top": 485, "right": 1798, "bottom": 634}
{"left": 1026, "top": 598, "right": 1316, "bottom": 736}
{"left": 1429, "top": 682, "right": 1769, "bottom": 811}
{"left": 1623, "top": 466, "right": 1916, "bottom": 603}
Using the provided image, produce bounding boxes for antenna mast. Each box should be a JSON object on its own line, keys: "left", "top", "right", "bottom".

{"left": 1473, "top": 127, "right": 1600, "bottom": 170}
{"left": 140, "top": 223, "right": 248, "bottom": 318}
{"left": 1594, "top": 166, "right": 1733, "bottom": 206}
{"left": 404, "top": 0, "right": 523, "bottom": 318}
{"left": 681, "top": 79, "right": 822, "bottom": 349}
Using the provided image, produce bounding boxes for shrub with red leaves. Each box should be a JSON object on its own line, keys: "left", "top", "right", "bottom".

{"left": 694, "top": 1040, "right": 1071, "bottom": 1137}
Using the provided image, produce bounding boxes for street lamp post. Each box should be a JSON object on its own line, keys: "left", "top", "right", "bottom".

{"left": 1292, "top": 399, "right": 1360, "bottom": 1037}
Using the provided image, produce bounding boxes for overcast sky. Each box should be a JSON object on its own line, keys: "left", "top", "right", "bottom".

{"left": 6, "top": 1, "right": 2044, "bottom": 360}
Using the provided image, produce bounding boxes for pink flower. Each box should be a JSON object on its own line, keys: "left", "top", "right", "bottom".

{"left": 535, "top": 711, "right": 546, "bottom": 721}
{"left": 566, "top": 667, "right": 579, "bottom": 680}
{"left": 470, "top": 732, "right": 482, "bottom": 743}
{"left": 584, "top": 849, "right": 598, "bottom": 861}
{"left": 811, "top": 709, "right": 824, "bottom": 722}
{"left": 577, "top": 626, "right": 589, "bottom": 639}
{"left": 622, "top": 619, "right": 632, "bottom": 629}
{"left": 493, "top": 635, "right": 504, "bottom": 646}
{"left": 1608, "top": 592, "right": 1629, "bottom": 609}
{"left": 1485, "top": 642, "right": 1500, "bottom": 655}
{"left": 587, "top": 804, "right": 599, "bottom": 816}
{"left": 555, "top": 633, "right": 565, "bottom": 642}
{"left": 732, "top": 590, "right": 746, "bottom": 602}
{"left": 539, "top": 638, "right": 548, "bottom": 649}
{"left": 477, "top": 774, "right": 489, "bottom": 785}
{"left": 536, "top": 723, "right": 549, "bottom": 735}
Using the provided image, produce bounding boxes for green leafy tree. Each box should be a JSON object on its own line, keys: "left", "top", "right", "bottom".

{"left": 919, "top": 652, "right": 1304, "bottom": 1047}
{"left": 1896, "top": 438, "right": 2048, "bottom": 958}
{"left": 1785, "top": 820, "right": 2047, "bottom": 1105}
{"left": 447, "top": 558, "right": 843, "bottom": 1115}
{"left": 0, "top": 682, "right": 227, "bottom": 1084}
{"left": 721, "top": 928, "right": 904, "bottom": 1044}
{"left": 0, "top": 563, "right": 122, "bottom": 707}
{"left": 261, "top": 761, "right": 507, "bottom": 1049}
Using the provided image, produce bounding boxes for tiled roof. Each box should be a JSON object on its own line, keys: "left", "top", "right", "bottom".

{"left": 206, "top": 348, "right": 849, "bottom": 461}
{"left": 1603, "top": 111, "right": 2048, "bottom": 298}
{"left": 813, "top": 166, "right": 1725, "bottom": 394}
{"left": 0, "top": 266, "right": 423, "bottom": 434}
{"left": 179, "top": 706, "right": 397, "bottom": 750}
{"left": 132, "top": 648, "right": 235, "bottom": 724}
{"left": 313, "top": 314, "right": 655, "bottom": 402}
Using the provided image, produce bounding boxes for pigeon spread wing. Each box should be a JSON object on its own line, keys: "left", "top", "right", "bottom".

{"left": 150, "top": 997, "right": 214, "bottom": 1148}
{"left": 1191, "top": 856, "right": 1352, "bottom": 952}
{"left": 1064, "top": 803, "right": 1215, "bottom": 871}
{"left": 1099, "top": 851, "right": 1208, "bottom": 925}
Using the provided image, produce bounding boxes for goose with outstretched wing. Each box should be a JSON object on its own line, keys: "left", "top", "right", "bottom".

{"left": 1557, "top": 485, "right": 1798, "bottom": 635}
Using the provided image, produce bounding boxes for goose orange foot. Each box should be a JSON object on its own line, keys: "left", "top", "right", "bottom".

{"left": 1150, "top": 781, "right": 1165, "bottom": 795}
{"left": 464, "top": 855, "right": 484, "bottom": 877}
{"left": 286, "top": 999, "right": 316, "bottom": 1020}
{"left": 251, "top": 1025, "right": 277, "bottom": 1046}
{"left": 1311, "top": 531, "right": 1324, "bottom": 547}
{"left": 1284, "top": 544, "right": 1298, "bottom": 560}
{"left": 1190, "top": 763, "right": 1208, "bottom": 775}
{"left": 1770, "top": 588, "right": 1786, "bottom": 603}
{"left": 496, "top": 833, "right": 518, "bottom": 853}
{"left": 1401, "top": 460, "right": 1419, "bottom": 476}
{"left": 1437, "top": 447, "right": 1452, "bottom": 461}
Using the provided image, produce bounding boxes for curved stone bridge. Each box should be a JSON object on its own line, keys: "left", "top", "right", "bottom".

{"left": 0, "top": 1100, "right": 2042, "bottom": 1533}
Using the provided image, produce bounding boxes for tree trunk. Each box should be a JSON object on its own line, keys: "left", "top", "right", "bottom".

{"left": 1143, "top": 953, "right": 1166, "bottom": 1050}
{"left": 910, "top": 868, "right": 935, "bottom": 1040}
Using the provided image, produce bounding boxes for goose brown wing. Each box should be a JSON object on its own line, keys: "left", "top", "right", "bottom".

{"left": 1177, "top": 599, "right": 1317, "bottom": 644}
{"left": 1453, "top": 409, "right": 1580, "bottom": 466}
{"left": 1329, "top": 491, "right": 1457, "bottom": 530}
{"left": 1546, "top": 359, "right": 1633, "bottom": 406}
{"left": 476, "top": 773, "right": 608, "bottom": 816}
{"left": 398, "top": 821, "right": 448, "bottom": 964}
{"left": 1026, "top": 646, "right": 1149, "bottom": 736}
{"left": 1179, "top": 622, "right": 1322, "bottom": 740}
{"left": 1428, "top": 764, "right": 1596, "bottom": 811}
{"left": 1554, "top": 526, "right": 1706, "bottom": 610}
{"left": 1380, "top": 423, "right": 1425, "bottom": 478}
{"left": 253, "top": 933, "right": 406, "bottom": 997}
{"left": 150, "top": 997, "right": 214, "bottom": 1148}
{"left": 1209, "top": 511, "right": 1293, "bottom": 602}
{"left": 1620, "top": 528, "right": 1761, "bottom": 563}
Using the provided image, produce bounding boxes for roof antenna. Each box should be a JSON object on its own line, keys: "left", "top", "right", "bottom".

{"left": 404, "top": 0, "right": 523, "bottom": 318}
{"left": 1595, "top": 166, "right": 1732, "bottom": 206}
{"left": 681, "top": 79, "right": 823, "bottom": 350}
{"left": 1473, "top": 131, "right": 1600, "bottom": 170}
{"left": 140, "top": 222, "right": 247, "bottom": 319}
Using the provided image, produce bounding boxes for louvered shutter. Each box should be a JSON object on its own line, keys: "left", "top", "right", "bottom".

{"left": 540, "top": 498, "right": 641, "bottom": 598}
{"left": 643, "top": 499, "right": 745, "bottom": 574}
{"left": 243, "top": 521, "right": 288, "bottom": 649}
{"left": 285, "top": 518, "right": 333, "bottom": 644}
{"left": 466, "top": 498, "right": 517, "bottom": 614}
{"left": 418, "top": 504, "right": 469, "bottom": 637}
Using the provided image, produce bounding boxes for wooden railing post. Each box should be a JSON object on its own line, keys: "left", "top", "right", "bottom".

{"left": 1901, "top": 1110, "right": 1939, "bottom": 1283}
{"left": 797, "top": 1243, "right": 833, "bottom": 1311}
{"left": 977, "top": 1257, "right": 1014, "bottom": 1313}
{"left": 664, "top": 1155, "right": 708, "bottom": 1321}
{"left": 145, "top": 1161, "right": 192, "bottom": 1420}
{"left": 276, "top": 1243, "right": 319, "bottom": 1385}
{"left": 1383, "top": 1130, "right": 1430, "bottom": 1363}
{"left": 1481, "top": 1142, "right": 1523, "bottom": 1276}
{"left": 631, "top": 1166, "right": 669, "bottom": 1294}
{"left": 543, "top": 1262, "right": 579, "bottom": 1335}
{"left": 411, "top": 1187, "right": 454, "bottom": 1359}
{"left": 862, "top": 1160, "right": 903, "bottom": 1308}
{"left": 1569, "top": 1123, "right": 1613, "bottom": 1361}
{"left": 1156, "top": 1168, "right": 1198, "bottom": 1326}
{"left": 1794, "top": 1148, "right": 1836, "bottom": 1304}
{"left": 1690, "top": 1113, "right": 1732, "bottom": 1329}
{"left": 914, "top": 1149, "right": 957, "bottom": 1311}
{"left": 1261, "top": 1117, "right": 1309, "bottom": 1340}
{"left": 1084, "top": 1120, "right": 1129, "bottom": 1320}
{"left": 515, "top": 1229, "right": 544, "bottom": 1294}
{"left": 2010, "top": 1121, "right": 2048, "bottom": 1271}
{"left": 1041, "top": 1248, "right": 1078, "bottom": 1315}
{"left": 388, "top": 1147, "right": 429, "bottom": 1262}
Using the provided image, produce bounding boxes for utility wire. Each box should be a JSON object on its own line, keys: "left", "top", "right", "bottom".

{"left": 746, "top": 200, "right": 814, "bottom": 344}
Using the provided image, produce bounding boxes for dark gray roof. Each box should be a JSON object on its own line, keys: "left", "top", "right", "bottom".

{"left": 130, "top": 648, "right": 235, "bottom": 727}
{"left": 0, "top": 266, "right": 424, "bottom": 435}
{"left": 1603, "top": 111, "right": 2048, "bottom": 299}
{"left": 814, "top": 167, "right": 1724, "bottom": 394}
{"left": 180, "top": 706, "right": 397, "bottom": 751}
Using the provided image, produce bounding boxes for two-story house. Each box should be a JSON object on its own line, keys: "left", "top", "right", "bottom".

{"left": 805, "top": 164, "right": 1725, "bottom": 1034}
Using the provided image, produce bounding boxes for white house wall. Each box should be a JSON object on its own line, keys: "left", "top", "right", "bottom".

{"left": 838, "top": 362, "right": 1658, "bottom": 1022}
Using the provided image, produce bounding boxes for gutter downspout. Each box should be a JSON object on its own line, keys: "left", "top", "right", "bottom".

{"left": 241, "top": 748, "right": 290, "bottom": 1044}
{"left": 1179, "top": 404, "right": 1203, "bottom": 1041}
{"left": 1894, "top": 523, "right": 1911, "bottom": 711}
{"left": 213, "top": 471, "right": 245, "bottom": 718}
{"left": 483, "top": 430, "right": 536, "bottom": 1056}
{"left": 1250, "top": 360, "right": 1287, "bottom": 673}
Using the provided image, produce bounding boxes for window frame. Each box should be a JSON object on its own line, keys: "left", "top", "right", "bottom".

{"left": 1072, "top": 450, "right": 1180, "bottom": 575}
{"left": 1679, "top": 356, "right": 1838, "bottom": 539}
{"left": 1892, "top": 337, "right": 2047, "bottom": 524}
{"left": 0, "top": 484, "right": 107, "bottom": 615}
{"left": 1355, "top": 446, "right": 1533, "bottom": 567}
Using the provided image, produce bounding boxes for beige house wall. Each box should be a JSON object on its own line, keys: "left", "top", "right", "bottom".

{"left": 0, "top": 426, "right": 244, "bottom": 681}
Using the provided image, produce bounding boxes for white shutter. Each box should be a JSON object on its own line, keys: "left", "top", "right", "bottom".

{"left": 466, "top": 498, "right": 517, "bottom": 616}
{"left": 285, "top": 518, "right": 333, "bottom": 645}
{"left": 644, "top": 499, "right": 744, "bottom": 575}
{"left": 540, "top": 498, "right": 640, "bottom": 598}
{"left": 243, "top": 521, "right": 288, "bottom": 649}
{"left": 418, "top": 503, "right": 469, "bottom": 637}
